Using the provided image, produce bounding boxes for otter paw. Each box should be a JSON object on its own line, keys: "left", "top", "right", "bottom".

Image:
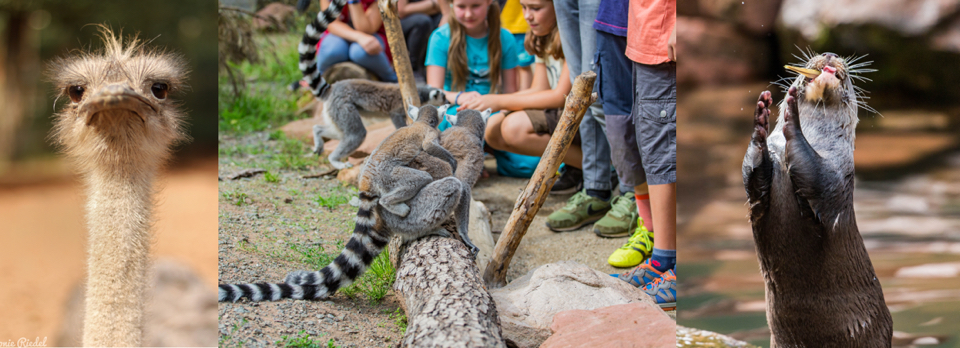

{"left": 784, "top": 87, "right": 803, "bottom": 141}
{"left": 753, "top": 91, "right": 773, "bottom": 145}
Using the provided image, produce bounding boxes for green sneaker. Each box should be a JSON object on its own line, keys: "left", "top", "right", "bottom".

{"left": 594, "top": 192, "right": 639, "bottom": 238}
{"left": 546, "top": 190, "right": 610, "bottom": 232}
{"left": 607, "top": 218, "right": 654, "bottom": 268}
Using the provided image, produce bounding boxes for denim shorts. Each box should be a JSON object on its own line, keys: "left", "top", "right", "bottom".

{"left": 632, "top": 61, "right": 676, "bottom": 185}
{"left": 594, "top": 31, "right": 633, "bottom": 116}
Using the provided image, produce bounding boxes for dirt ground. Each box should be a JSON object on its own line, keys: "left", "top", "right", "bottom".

{"left": 0, "top": 158, "right": 219, "bottom": 342}
{"left": 217, "top": 131, "right": 661, "bottom": 347}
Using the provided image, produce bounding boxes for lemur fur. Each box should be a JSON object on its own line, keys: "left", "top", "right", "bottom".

{"left": 311, "top": 79, "right": 447, "bottom": 169}
{"left": 218, "top": 105, "right": 478, "bottom": 302}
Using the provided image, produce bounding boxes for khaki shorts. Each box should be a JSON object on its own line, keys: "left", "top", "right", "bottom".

{"left": 520, "top": 108, "right": 581, "bottom": 146}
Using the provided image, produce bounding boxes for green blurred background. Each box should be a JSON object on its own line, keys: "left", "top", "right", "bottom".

{"left": 0, "top": 0, "right": 217, "bottom": 182}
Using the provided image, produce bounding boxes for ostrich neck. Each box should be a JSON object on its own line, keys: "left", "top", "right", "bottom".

{"left": 81, "top": 163, "right": 157, "bottom": 347}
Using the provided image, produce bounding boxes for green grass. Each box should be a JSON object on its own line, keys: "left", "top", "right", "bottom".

{"left": 218, "top": 33, "right": 303, "bottom": 135}
{"left": 222, "top": 191, "right": 251, "bottom": 206}
{"left": 389, "top": 307, "right": 408, "bottom": 334}
{"left": 291, "top": 240, "right": 343, "bottom": 269}
{"left": 276, "top": 330, "right": 338, "bottom": 348}
{"left": 339, "top": 250, "right": 396, "bottom": 304}
{"left": 268, "top": 131, "right": 314, "bottom": 171}
{"left": 264, "top": 171, "right": 279, "bottom": 183}
{"left": 315, "top": 186, "right": 356, "bottom": 209}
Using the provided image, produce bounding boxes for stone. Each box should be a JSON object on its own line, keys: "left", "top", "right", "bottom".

{"left": 540, "top": 303, "right": 674, "bottom": 348}
{"left": 676, "top": 326, "right": 758, "bottom": 348}
{"left": 781, "top": 0, "right": 960, "bottom": 39}
{"left": 253, "top": 3, "right": 297, "bottom": 31}
{"left": 467, "top": 200, "right": 496, "bottom": 270}
{"left": 489, "top": 261, "right": 659, "bottom": 348}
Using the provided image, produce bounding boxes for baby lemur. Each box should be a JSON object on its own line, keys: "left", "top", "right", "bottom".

{"left": 219, "top": 105, "right": 477, "bottom": 302}
{"left": 312, "top": 79, "right": 447, "bottom": 169}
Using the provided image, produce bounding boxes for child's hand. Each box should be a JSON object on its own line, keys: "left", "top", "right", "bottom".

{"left": 358, "top": 35, "right": 383, "bottom": 55}
{"left": 454, "top": 91, "right": 482, "bottom": 105}
{"left": 457, "top": 94, "right": 499, "bottom": 112}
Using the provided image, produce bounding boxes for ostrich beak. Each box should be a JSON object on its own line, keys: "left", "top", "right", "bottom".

{"left": 78, "top": 84, "right": 158, "bottom": 126}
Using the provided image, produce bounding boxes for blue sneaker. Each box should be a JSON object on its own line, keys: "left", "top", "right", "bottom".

{"left": 643, "top": 269, "right": 676, "bottom": 311}
{"left": 609, "top": 258, "right": 665, "bottom": 288}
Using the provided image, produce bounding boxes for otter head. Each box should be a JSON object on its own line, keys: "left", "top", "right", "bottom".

{"left": 50, "top": 26, "right": 187, "bottom": 173}
{"left": 783, "top": 50, "right": 876, "bottom": 110}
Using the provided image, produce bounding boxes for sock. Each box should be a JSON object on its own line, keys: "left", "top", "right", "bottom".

{"left": 634, "top": 183, "right": 653, "bottom": 231}
{"left": 635, "top": 193, "right": 653, "bottom": 231}
{"left": 586, "top": 189, "right": 611, "bottom": 201}
{"left": 650, "top": 248, "right": 676, "bottom": 273}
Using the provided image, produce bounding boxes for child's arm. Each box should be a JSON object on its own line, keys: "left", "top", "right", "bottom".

{"left": 321, "top": 0, "right": 383, "bottom": 54}
{"left": 347, "top": 1, "right": 384, "bottom": 34}
{"left": 426, "top": 65, "right": 481, "bottom": 104}
{"left": 460, "top": 60, "right": 570, "bottom": 111}
{"left": 399, "top": 0, "right": 440, "bottom": 17}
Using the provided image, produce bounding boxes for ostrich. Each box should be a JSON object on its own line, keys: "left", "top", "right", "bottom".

{"left": 49, "top": 27, "right": 188, "bottom": 347}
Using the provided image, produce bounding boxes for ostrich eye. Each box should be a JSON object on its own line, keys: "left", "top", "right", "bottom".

{"left": 151, "top": 83, "right": 168, "bottom": 99}
{"left": 67, "top": 86, "right": 84, "bottom": 102}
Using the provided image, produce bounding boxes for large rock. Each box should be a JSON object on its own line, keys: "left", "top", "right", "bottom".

{"left": 56, "top": 258, "right": 217, "bottom": 346}
{"left": 781, "top": 0, "right": 960, "bottom": 39}
{"left": 468, "top": 200, "right": 496, "bottom": 270}
{"left": 541, "top": 303, "right": 675, "bottom": 348}
{"left": 489, "top": 261, "right": 659, "bottom": 348}
{"left": 676, "top": 326, "right": 758, "bottom": 348}
{"left": 680, "top": 0, "right": 782, "bottom": 35}
{"left": 253, "top": 3, "right": 297, "bottom": 31}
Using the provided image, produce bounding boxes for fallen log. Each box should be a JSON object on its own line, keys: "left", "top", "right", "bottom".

{"left": 393, "top": 234, "right": 505, "bottom": 347}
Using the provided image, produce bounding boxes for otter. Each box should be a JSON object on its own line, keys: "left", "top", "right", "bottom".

{"left": 742, "top": 51, "right": 893, "bottom": 347}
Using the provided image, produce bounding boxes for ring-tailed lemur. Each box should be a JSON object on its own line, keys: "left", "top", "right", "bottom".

{"left": 298, "top": 0, "right": 348, "bottom": 98}
{"left": 219, "top": 105, "right": 477, "bottom": 302}
{"left": 312, "top": 79, "right": 447, "bottom": 170}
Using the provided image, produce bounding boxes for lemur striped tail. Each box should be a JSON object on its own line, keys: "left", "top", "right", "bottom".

{"left": 298, "top": 0, "right": 348, "bottom": 98}
{"left": 218, "top": 192, "right": 392, "bottom": 302}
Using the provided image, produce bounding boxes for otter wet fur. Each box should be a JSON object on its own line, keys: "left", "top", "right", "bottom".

{"left": 312, "top": 79, "right": 447, "bottom": 170}
{"left": 219, "top": 105, "right": 476, "bottom": 302}
{"left": 742, "top": 51, "right": 892, "bottom": 347}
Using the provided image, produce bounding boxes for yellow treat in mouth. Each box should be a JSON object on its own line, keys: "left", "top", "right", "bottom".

{"left": 784, "top": 65, "right": 821, "bottom": 79}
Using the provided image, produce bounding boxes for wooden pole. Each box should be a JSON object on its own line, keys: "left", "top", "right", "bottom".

{"left": 378, "top": 0, "right": 420, "bottom": 124}
{"left": 482, "top": 71, "right": 597, "bottom": 289}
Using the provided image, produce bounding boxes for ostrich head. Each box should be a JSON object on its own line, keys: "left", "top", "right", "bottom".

{"left": 50, "top": 26, "right": 188, "bottom": 174}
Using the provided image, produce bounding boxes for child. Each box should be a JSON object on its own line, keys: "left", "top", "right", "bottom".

{"left": 457, "top": 0, "right": 583, "bottom": 179}
{"left": 427, "top": 0, "right": 537, "bottom": 177}
{"left": 501, "top": 0, "right": 536, "bottom": 90}
{"left": 425, "top": 0, "right": 519, "bottom": 105}
{"left": 317, "top": 0, "right": 398, "bottom": 82}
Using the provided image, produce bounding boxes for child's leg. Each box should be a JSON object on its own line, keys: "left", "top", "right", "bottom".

{"left": 595, "top": 30, "right": 650, "bottom": 242}
{"left": 633, "top": 61, "right": 677, "bottom": 273}
{"left": 347, "top": 36, "right": 398, "bottom": 82}
{"left": 317, "top": 35, "right": 351, "bottom": 73}
{"left": 499, "top": 110, "right": 582, "bottom": 168}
